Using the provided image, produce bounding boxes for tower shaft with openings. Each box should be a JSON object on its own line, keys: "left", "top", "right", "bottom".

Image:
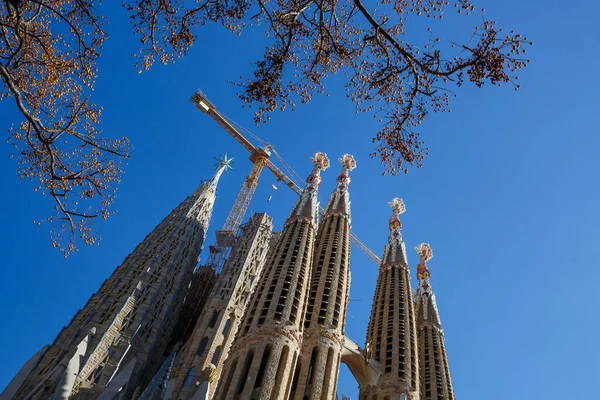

{"left": 2, "top": 151, "right": 463, "bottom": 400}
{"left": 360, "top": 198, "right": 419, "bottom": 400}
{"left": 415, "top": 244, "right": 455, "bottom": 400}
{"left": 171, "top": 213, "right": 275, "bottom": 399}
{"left": 213, "top": 153, "right": 330, "bottom": 400}
{"left": 290, "top": 155, "right": 356, "bottom": 400}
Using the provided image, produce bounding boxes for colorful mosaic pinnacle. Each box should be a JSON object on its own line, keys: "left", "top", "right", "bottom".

{"left": 416, "top": 243, "right": 433, "bottom": 282}
{"left": 388, "top": 197, "right": 406, "bottom": 216}
{"left": 388, "top": 197, "right": 406, "bottom": 235}
{"left": 311, "top": 151, "right": 330, "bottom": 170}
{"left": 339, "top": 153, "right": 357, "bottom": 171}
{"left": 306, "top": 151, "right": 330, "bottom": 189}
{"left": 336, "top": 154, "right": 356, "bottom": 189}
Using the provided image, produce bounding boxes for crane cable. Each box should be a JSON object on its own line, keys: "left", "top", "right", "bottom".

{"left": 220, "top": 112, "right": 269, "bottom": 148}
{"left": 219, "top": 112, "right": 305, "bottom": 188}
{"left": 212, "top": 107, "right": 382, "bottom": 265}
{"left": 270, "top": 148, "right": 304, "bottom": 188}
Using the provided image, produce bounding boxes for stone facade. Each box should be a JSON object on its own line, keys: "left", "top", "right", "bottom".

{"left": 169, "top": 265, "right": 218, "bottom": 350}
{"left": 213, "top": 153, "right": 330, "bottom": 400}
{"left": 170, "top": 212, "right": 275, "bottom": 399}
{"left": 3, "top": 154, "right": 460, "bottom": 400}
{"left": 3, "top": 158, "right": 231, "bottom": 400}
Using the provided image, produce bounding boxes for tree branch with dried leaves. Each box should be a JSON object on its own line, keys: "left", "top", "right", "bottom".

{"left": 2, "top": 0, "right": 530, "bottom": 256}
{"left": 127, "top": 0, "right": 531, "bottom": 174}
{"left": 1, "top": 0, "right": 131, "bottom": 256}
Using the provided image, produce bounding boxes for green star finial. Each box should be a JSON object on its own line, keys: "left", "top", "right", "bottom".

{"left": 214, "top": 153, "right": 234, "bottom": 172}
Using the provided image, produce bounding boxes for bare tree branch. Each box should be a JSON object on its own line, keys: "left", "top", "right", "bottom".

{"left": 1, "top": 0, "right": 131, "bottom": 256}
{"left": 125, "top": 0, "right": 530, "bottom": 174}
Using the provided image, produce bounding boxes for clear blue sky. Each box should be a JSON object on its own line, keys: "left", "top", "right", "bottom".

{"left": 1, "top": 0, "right": 598, "bottom": 398}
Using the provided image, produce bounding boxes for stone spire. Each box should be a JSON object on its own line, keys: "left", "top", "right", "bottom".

{"left": 186, "top": 153, "right": 233, "bottom": 223}
{"left": 323, "top": 153, "right": 356, "bottom": 219}
{"left": 6, "top": 156, "right": 229, "bottom": 400}
{"left": 290, "top": 155, "right": 356, "bottom": 400}
{"left": 360, "top": 198, "right": 420, "bottom": 400}
{"left": 214, "top": 153, "right": 329, "bottom": 400}
{"left": 287, "top": 152, "right": 330, "bottom": 227}
{"left": 167, "top": 213, "right": 274, "bottom": 400}
{"left": 381, "top": 197, "right": 410, "bottom": 268}
{"left": 415, "top": 244, "right": 455, "bottom": 400}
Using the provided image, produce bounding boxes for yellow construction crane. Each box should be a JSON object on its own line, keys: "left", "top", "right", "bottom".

{"left": 191, "top": 90, "right": 381, "bottom": 274}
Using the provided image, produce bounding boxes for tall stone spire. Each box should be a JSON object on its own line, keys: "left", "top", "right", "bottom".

{"left": 214, "top": 152, "right": 329, "bottom": 400}
{"left": 167, "top": 212, "right": 274, "bottom": 400}
{"left": 6, "top": 156, "right": 230, "bottom": 400}
{"left": 415, "top": 244, "right": 455, "bottom": 400}
{"left": 290, "top": 154, "right": 356, "bottom": 400}
{"left": 186, "top": 153, "right": 233, "bottom": 223}
{"left": 360, "top": 198, "right": 420, "bottom": 400}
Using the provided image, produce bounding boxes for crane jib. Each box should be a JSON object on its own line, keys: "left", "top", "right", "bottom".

{"left": 191, "top": 90, "right": 381, "bottom": 266}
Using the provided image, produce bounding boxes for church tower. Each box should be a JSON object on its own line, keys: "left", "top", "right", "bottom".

{"left": 5, "top": 156, "right": 232, "bottom": 400}
{"left": 290, "top": 154, "right": 356, "bottom": 400}
{"left": 360, "top": 198, "right": 419, "bottom": 400}
{"left": 169, "top": 212, "right": 274, "bottom": 399}
{"left": 414, "top": 244, "right": 455, "bottom": 400}
{"left": 213, "top": 152, "right": 330, "bottom": 400}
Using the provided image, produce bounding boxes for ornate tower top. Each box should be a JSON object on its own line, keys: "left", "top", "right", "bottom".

{"left": 381, "top": 197, "right": 408, "bottom": 269}
{"left": 207, "top": 153, "right": 233, "bottom": 191}
{"left": 415, "top": 243, "right": 433, "bottom": 284}
{"left": 324, "top": 154, "right": 356, "bottom": 220}
{"left": 388, "top": 197, "right": 406, "bottom": 234}
{"left": 187, "top": 153, "right": 232, "bottom": 223}
{"left": 415, "top": 243, "right": 442, "bottom": 328}
{"left": 288, "top": 152, "right": 330, "bottom": 227}
{"left": 307, "top": 151, "right": 330, "bottom": 187}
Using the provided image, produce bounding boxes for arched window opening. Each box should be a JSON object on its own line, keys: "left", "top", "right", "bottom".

{"left": 211, "top": 346, "right": 222, "bottom": 365}
{"left": 321, "top": 348, "right": 335, "bottom": 400}
{"left": 237, "top": 350, "right": 255, "bottom": 395}
{"left": 184, "top": 367, "right": 196, "bottom": 388}
{"left": 271, "top": 345, "right": 290, "bottom": 400}
{"left": 254, "top": 345, "right": 272, "bottom": 388}
{"left": 219, "top": 358, "right": 238, "bottom": 400}
{"left": 209, "top": 310, "right": 219, "bottom": 328}
{"left": 222, "top": 318, "right": 231, "bottom": 335}
{"left": 306, "top": 346, "right": 320, "bottom": 389}
{"left": 197, "top": 337, "right": 209, "bottom": 356}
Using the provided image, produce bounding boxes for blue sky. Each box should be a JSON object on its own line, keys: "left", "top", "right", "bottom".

{"left": 1, "top": 0, "right": 599, "bottom": 398}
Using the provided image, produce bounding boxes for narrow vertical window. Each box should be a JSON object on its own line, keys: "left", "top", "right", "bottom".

{"left": 211, "top": 346, "right": 222, "bottom": 365}
{"left": 321, "top": 348, "right": 335, "bottom": 400}
{"left": 306, "top": 346, "right": 320, "bottom": 389}
{"left": 208, "top": 310, "right": 219, "bottom": 328}
{"left": 184, "top": 367, "right": 196, "bottom": 388}
{"left": 284, "top": 352, "right": 297, "bottom": 400}
{"left": 254, "top": 345, "right": 272, "bottom": 388}
{"left": 222, "top": 318, "right": 231, "bottom": 335}
{"left": 290, "top": 360, "right": 301, "bottom": 395}
{"left": 236, "top": 350, "right": 255, "bottom": 395}
{"left": 219, "top": 358, "right": 238, "bottom": 400}
{"left": 197, "top": 337, "right": 208, "bottom": 356}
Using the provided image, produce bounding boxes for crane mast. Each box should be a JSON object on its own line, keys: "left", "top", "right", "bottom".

{"left": 190, "top": 90, "right": 381, "bottom": 267}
